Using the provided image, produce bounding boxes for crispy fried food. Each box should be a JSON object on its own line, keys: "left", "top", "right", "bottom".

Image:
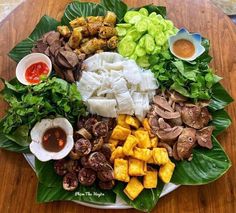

{"left": 124, "top": 177, "right": 144, "bottom": 200}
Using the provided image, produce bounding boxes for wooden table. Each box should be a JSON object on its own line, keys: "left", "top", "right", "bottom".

{"left": 0, "top": 0, "right": 236, "bottom": 212}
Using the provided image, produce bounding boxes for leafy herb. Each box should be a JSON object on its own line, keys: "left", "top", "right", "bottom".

{"left": 0, "top": 77, "right": 86, "bottom": 145}
{"left": 149, "top": 39, "right": 221, "bottom": 100}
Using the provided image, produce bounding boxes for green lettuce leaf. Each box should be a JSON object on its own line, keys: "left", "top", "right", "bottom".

{"left": 171, "top": 136, "right": 231, "bottom": 185}
{"left": 113, "top": 181, "right": 164, "bottom": 212}
{"left": 8, "top": 15, "right": 59, "bottom": 62}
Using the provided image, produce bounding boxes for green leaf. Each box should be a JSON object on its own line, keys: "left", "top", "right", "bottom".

{"left": 113, "top": 181, "right": 164, "bottom": 212}
{"left": 210, "top": 109, "right": 232, "bottom": 136}
{"left": 5, "top": 125, "right": 30, "bottom": 147}
{"left": 37, "top": 182, "right": 116, "bottom": 204}
{"left": 209, "top": 83, "right": 234, "bottom": 111}
{"left": 171, "top": 136, "right": 231, "bottom": 185}
{"left": 100, "top": 0, "right": 128, "bottom": 23}
{"left": 35, "top": 159, "right": 62, "bottom": 187}
{"left": 35, "top": 159, "right": 116, "bottom": 204}
{"left": 61, "top": 1, "right": 107, "bottom": 26}
{"left": 8, "top": 15, "right": 59, "bottom": 62}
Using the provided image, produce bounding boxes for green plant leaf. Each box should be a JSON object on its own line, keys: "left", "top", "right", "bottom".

{"left": 37, "top": 182, "right": 116, "bottom": 204}
{"left": 211, "top": 109, "right": 232, "bottom": 136}
{"left": 35, "top": 159, "right": 116, "bottom": 204}
{"left": 61, "top": 1, "right": 107, "bottom": 26}
{"left": 113, "top": 181, "right": 164, "bottom": 212}
{"left": 100, "top": 0, "right": 128, "bottom": 23}
{"left": 8, "top": 15, "right": 59, "bottom": 62}
{"left": 209, "top": 83, "right": 233, "bottom": 111}
{"left": 35, "top": 159, "right": 62, "bottom": 187}
{"left": 171, "top": 136, "right": 231, "bottom": 185}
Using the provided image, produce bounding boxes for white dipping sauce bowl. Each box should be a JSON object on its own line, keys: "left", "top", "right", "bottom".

{"left": 16, "top": 53, "right": 52, "bottom": 85}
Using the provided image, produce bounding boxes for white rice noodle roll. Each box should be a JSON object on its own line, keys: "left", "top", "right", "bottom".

{"left": 139, "top": 70, "right": 159, "bottom": 91}
{"left": 116, "top": 92, "right": 134, "bottom": 115}
{"left": 122, "top": 60, "right": 142, "bottom": 85}
{"left": 87, "top": 98, "right": 117, "bottom": 117}
{"left": 112, "top": 78, "right": 128, "bottom": 94}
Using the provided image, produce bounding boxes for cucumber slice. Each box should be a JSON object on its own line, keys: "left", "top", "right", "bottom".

{"left": 126, "top": 27, "right": 143, "bottom": 41}
{"left": 149, "top": 12, "right": 157, "bottom": 19}
{"left": 135, "top": 18, "right": 148, "bottom": 32}
{"left": 139, "top": 36, "right": 145, "bottom": 47}
{"left": 130, "top": 54, "right": 138, "bottom": 60}
{"left": 116, "top": 23, "right": 132, "bottom": 28}
{"left": 144, "top": 34, "right": 155, "bottom": 54}
{"left": 139, "top": 8, "right": 149, "bottom": 16}
{"left": 155, "top": 32, "right": 167, "bottom": 46}
{"left": 153, "top": 46, "right": 162, "bottom": 54}
{"left": 118, "top": 38, "right": 136, "bottom": 57}
{"left": 165, "top": 20, "right": 174, "bottom": 30}
{"left": 135, "top": 44, "right": 146, "bottom": 57}
{"left": 116, "top": 27, "right": 127, "bottom": 37}
{"left": 124, "top": 11, "right": 142, "bottom": 24}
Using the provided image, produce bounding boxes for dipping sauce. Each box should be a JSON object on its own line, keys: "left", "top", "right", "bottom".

{"left": 173, "top": 39, "right": 195, "bottom": 58}
{"left": 42, "top": 127, "right": 67, "bottom": 152}
{"left": 25, "top": 62, "right": 49, "bottom": 84}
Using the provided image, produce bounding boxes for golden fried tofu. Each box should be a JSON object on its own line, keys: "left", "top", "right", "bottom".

{"left": 57, "top": 26, "right": 71, "bottom": 38}
{"left": 132, "top": 147, "right": 152, "bottom": 161}
{"left": 124, "top": 177, "right": 144, "bottom": 200}
{"left": 114, "top": 159, "right": 130, "bottom": 182}
{"left": 109, "top": 139, "right": 119, "bottom": 152}
{"left": 159, "top": 161, "right": 175, "bottom": 183}
{"left": 142, "top": 118, "right": 155, "bottom": 137}
{"left": 111, "top": 125, "right": 131, "bottom": 140}
{"left": 117, "top": 114, "right": 130, "bottom": 129}
{"left": 68, "top": 27, "right": 82, "bottom": 49}
{"left": 125, "top": 116, "right": 141, "bottom": 129}
{"left": 70, "top": 17, "right": 87, "bottom": 28}
{"left": 150, "top": 137, "right": 158, "bottom": 148}
{"left": 147, "top": 156, "right": 156, "bottom": 164}
{"left": 143, "top": 170, "right": 158, "bottom": 189}
{"left": 152, "top": 148, "right": 169, "bottom": 165}
{"left": 123, "top": 135, "right": 138, "bottom": 156}
{"left": 135, "top": 129, "right": 151, "bottom": 148}
{"left": 110, "top": 146, "right": 125, "bottom": 162}
{"left": 128, "top": 158, "right": 146, "bottom": 176}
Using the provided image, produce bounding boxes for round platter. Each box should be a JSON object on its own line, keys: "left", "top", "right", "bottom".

{"left": 24, "top": 154, "right": 179, "bottom": 209}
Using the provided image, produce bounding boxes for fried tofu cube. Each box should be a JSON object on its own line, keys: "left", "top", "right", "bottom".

{"left": 128, "top": 158, "right": 146, "bottom": 176}
{"left": 70, "top": 17, "right": 87, "bottom": 28}
{"left": 135, "top": 130, "right": 151, "bottom": 148}
{"left": 159, "top": 161, "right": 175, "bottom": 183}
{"left": 110, "top": 146, "right": 125, "bottom": 162}
{"left": 152, "top": 148, "right": 169, "bottom": 165}
{"left": 114, "top": 159, "right": 130, "bottom": 182}
{"left": 151, "top": 137, "right": 158, "bottom": 148}
{"left": 109, "top": 139, "right": 119, "bottom": 152}
{"left": 124, "top": 177, "right": 144, "bottom": 200}
{"left": 143, "top": 170, "right": 158, "bottom": 188}
{"left": 133, "top": 147, "right": 152, "bottom": 161}
{"left": 125, "top": 116, "right": 141, "bottom": 129}
{"left": 111, "top": 125, "right": 131, "bottom": 140}
{"left": 117, "top": 114, "right": 130, "bottom": 129}
{"left": 123, "top": 135, "right": 138, "bottom": 156}
{"left": 147, "top": 156, "right": 156, "bottom": 164}
{"left": 142, "top": 118, "right": 155, "bottom": 137}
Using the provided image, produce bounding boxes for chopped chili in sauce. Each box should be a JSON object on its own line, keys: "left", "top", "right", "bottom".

{"left": 25, "top": 62, "right": 49, "bottom": 84}
{"left": 42, "top": 127, "right": 67, "bottom": 152}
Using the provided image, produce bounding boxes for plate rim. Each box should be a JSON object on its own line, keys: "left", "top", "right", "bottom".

{"left": 24, "top": 153, "right": 180, "bottom": 209}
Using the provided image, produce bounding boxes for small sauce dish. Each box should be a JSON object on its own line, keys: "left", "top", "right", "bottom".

{"left": 168, "top": 28, "right": 205, "bottom": 61}
{"left": 16, "top": 53, "right": 52, "bottom": 85}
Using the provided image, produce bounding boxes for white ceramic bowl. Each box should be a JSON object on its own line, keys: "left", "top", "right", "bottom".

{"left": 16, "top": 53, "right": 52, "bottom": 85}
